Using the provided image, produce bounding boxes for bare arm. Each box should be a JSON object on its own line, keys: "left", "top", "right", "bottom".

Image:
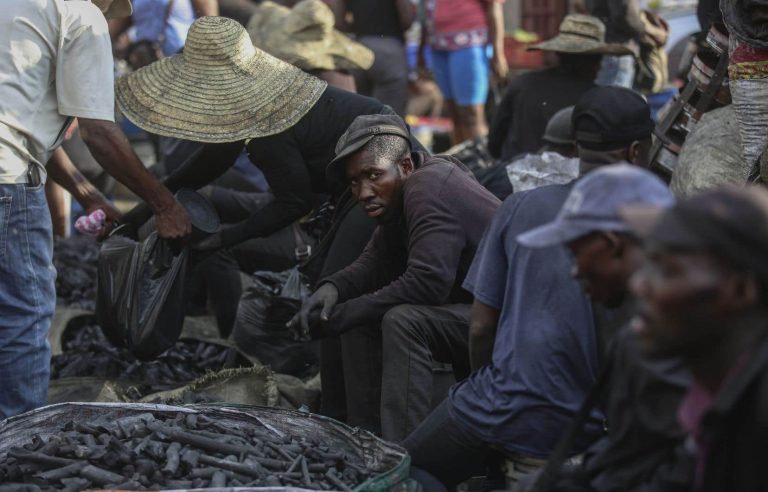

{"left": 469, "top": 299, "right": 500, "bottom": 371}
{"left": 191, "top": 0, "right": 219, "bottom": 17}
{"left": 46, "top": 147, "right": 122, "bottom": 227}
{"left": 487, "top": 1, "right": 508, "bottom": 80}
{"left": 395, "top": 0, "right": 416, "bottom": 31}
{"left": 78, "top": 118, "right": 191, "bottom": 239}
{"left": 108, "top": 17, "right": 132, "bottom": 43}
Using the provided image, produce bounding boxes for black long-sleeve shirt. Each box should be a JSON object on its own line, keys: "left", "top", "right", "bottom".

{"left": 161, "top": 86, "right": 424, "bottom": 247}
{"left": 488, "top": 67, "right": 595, "bottom": 160}
{"left": 323, "top": 152, "right": 500, "bottom": 332}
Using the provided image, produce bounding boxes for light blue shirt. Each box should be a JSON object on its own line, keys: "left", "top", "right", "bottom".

{"left": 132, "top": 0, "right": 194, "bottom": 56}
{"left": 452, "top": 183, "right": 604, "bottom": 458}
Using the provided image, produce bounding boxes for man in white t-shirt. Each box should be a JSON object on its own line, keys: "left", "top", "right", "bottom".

{"left": 0, "top": 0, "right": 192, "bottom": 419}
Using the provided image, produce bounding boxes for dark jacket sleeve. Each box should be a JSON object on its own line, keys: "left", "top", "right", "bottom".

{"left": 322, "top": 226, "right": 403, "bottom": 302}
{"left": 327, "top": 177, "right": 467, "bottom": 332}
{"left": 487, "top": 79, "right": 520, "bottom": 159}
{"left": 217, "top": 134, "right": 316, "bottom": 247}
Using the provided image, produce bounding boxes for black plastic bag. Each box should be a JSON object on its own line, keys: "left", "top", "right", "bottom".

{"left": 232, "top": 268, "right": 317, "bottom": 378}
{"left": 96, "top": 227, "right": 188, "bottom": 359}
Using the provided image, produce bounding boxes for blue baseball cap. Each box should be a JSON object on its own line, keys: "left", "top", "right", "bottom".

{"left": 517, "top": 164, "right": 674, "bottom": 248}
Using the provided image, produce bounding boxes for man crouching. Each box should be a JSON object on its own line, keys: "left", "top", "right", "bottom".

{"left": 290, "top": 114, "right": 500, "bottom": 440}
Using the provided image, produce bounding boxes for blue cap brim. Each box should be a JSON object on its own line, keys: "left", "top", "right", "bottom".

{"left": 518, "top": 218, "right": 629, "bottom": 248}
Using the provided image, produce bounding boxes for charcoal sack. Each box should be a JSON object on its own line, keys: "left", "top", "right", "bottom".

{"left": 96, "top": 227, "right": 188, "bottom": 359}
{"left": 233, "top": 268, "right": 317, "bottom": 378}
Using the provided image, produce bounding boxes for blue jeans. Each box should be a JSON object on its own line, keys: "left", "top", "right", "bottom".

{"left": 403, "top": 399, "right": 504, "bottom": 490}
{"left": 0, "top": 182, "right": 55, "bottom": 419}
{"left": 596, "top": 55, "right": 636, "bottom": 88}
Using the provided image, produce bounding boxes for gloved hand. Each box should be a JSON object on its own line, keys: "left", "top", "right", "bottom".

{"left": 287, "top": 283, "right": 339, "bottom": 341}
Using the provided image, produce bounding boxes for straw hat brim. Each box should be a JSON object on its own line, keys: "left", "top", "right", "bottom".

{"left": 115, "top": 51, "right": 328, "bottom": 143}
{"left": 528, "top": 34, "right": 633, "bottom": 56}
{"left": 273, "top": 31, "right": 374, "bottom": 71}
{"left": 247, "top": 9, "right": 374, "bottom": 71}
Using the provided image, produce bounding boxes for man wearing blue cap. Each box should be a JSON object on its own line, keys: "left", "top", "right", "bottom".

{"left": 517, "top": 165, "right": 691, "bottom": 492}
{"left": 403, "top": 86, "right": 656, "bottom": 490}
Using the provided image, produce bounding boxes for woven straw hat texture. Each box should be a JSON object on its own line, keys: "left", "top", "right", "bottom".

{"left": 115, "top": 16, "right": 328, "bottom": 143}
{"left": 529, "top": 14, "right": 633, "bottom": 55}
{"left": 247, "top": 0, "right": 374, "bottom": 71}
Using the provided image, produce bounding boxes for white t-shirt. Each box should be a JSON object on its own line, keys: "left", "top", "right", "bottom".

{"left": 0, "top": 0, "right": 115, "bottom": 184}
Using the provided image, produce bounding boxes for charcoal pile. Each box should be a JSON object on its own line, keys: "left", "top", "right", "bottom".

{"left": 53, "top": 236, "right": 99, "bottom": 311}
{"left": 0, "top": 410, "right": 373, "bottom": 490}
{"left": 51, "top": 323, "right": 248, "bottom": 399}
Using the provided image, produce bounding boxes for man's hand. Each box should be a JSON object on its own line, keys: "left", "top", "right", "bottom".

{"left": 287, "top": 283, "right": 339, "bottom": 340}
{"left": 80, "top": 192, "right": 123, "bottom": 238}
{"left": 154, "top": 199, "right": 192, "bottom": 239}
{"left": 492, "top": 49, "right": 509, "bottom": 81}
{"left": 78, "top": 118, "right": 193, "bottom": 241}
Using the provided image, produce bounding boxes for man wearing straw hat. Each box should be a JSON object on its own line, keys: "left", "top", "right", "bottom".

{"left": 0, "top": 0, "right": 192, "bottom": 419}
{"left": 115, "top": 16, "right": 424, "bottom": 270}
{"left": 488, "top": 14, "right": 632, "bottom": 161}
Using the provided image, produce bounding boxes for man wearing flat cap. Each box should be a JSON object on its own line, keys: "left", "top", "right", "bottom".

{"left": 291, "top": 113, "right": 500, "bottom": 441}
{"left": 626, "top": 185, "right": 768, "bottom": 492}
{"left": 403, "top": 86, "right": 656, "bottom": 490}
{"left": 0, "top": 0, "right": 191, "bottom": 419}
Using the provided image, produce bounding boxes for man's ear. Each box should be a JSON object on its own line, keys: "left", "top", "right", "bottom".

{"left": 399, "top": 155, "right": 414, "bottom": 176}
{"left": 725, "top": 272, "right": 760, "bottom": 311}
{"left": 627, "top": 141, "right": 640, "bottom": 164}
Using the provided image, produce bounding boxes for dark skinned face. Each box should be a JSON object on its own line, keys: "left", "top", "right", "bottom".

{"left": 629, "top": 247, "right": 731, "bottom": 357}
{"left": 345, "top": 149, "right": 413, "bottom": 224}
{"left": 567, "top": 232, "right": 641, "bottom": 307}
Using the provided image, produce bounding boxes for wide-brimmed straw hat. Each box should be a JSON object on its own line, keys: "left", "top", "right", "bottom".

{"left": 115, "top": 16, "right": 328, "bottom": 143}
{"left": 246, "top": 0, "right": 374, "bottom": 72}
{"left": 528, "top": 14, "right": 633, "bottom": 55}
{"left": 92, "top": 0, "right": 132, "bottom": 18}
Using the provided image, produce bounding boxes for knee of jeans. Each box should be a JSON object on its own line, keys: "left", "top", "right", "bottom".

{"left": 381, "top": 305, "right": 414, "bottom": 337}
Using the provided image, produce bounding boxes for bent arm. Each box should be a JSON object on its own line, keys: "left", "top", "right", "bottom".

{"left": 47, "top": 147, "right": 104, "bottom": 209}
{"left": 329, "top": 188, "right": 466, "bottom": 331}
{"left": 469, "top": 300, "right": 500, "bottom": 370}
{"left": 78, "top": 118, "right": 179, "bottom": 215}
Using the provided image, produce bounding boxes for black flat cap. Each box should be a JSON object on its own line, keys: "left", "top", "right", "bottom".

{"left": 326, "top": 113, "right": 411, "bottom": 184}
{"left": 573, "top": 86, "right": 654, "bottom": 150}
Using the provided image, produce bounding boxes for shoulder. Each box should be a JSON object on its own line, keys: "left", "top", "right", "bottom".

{"left": 314, "top": 86, "right": 385, "bottom": 113}
{"left": 60, "top": 0, "right": 108, "bottom": 33}
{"left": 405, "top": 156, "right": 469, "bottom": 194}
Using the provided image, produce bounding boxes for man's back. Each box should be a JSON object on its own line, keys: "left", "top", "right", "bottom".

{"left": 455, "top": 183, "right": 604, "bottom": 458}
{"left": 488, "top": 67, "right": 595, "bottom": 160}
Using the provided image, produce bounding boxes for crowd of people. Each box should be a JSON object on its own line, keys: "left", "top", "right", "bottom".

{"left": 2, "top": 0, "right": 768, "bottom": 492}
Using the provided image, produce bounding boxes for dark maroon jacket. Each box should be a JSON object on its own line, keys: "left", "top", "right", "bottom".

{"left": 323, "top": 151, "right": 500, "bottom": 332}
